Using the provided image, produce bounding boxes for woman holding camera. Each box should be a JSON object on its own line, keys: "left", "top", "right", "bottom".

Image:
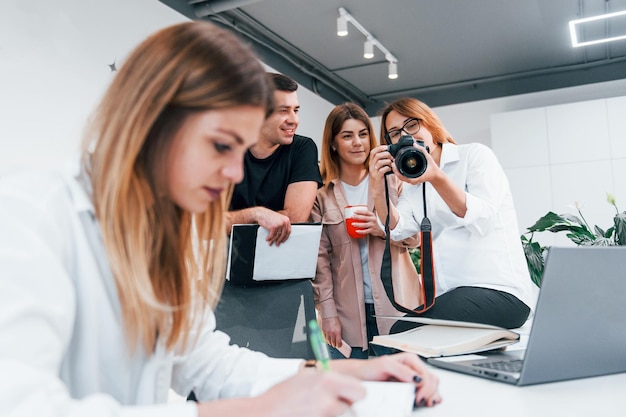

{"left": 370, "top": 97, "right": 535, "bottom": 333}
{"left": 311, "top": 103, "right": 422, "bottom": 359}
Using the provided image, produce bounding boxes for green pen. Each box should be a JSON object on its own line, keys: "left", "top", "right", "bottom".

{"left": 308, "top": 319, "right": 331, "bottom": 371}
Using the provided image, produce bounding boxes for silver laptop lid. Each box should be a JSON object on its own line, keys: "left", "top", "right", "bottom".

{"left": 519, "top": 246, "right": 626, "bottom": 385}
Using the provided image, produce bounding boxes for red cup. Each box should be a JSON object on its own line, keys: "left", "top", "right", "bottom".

{"left": 345, "top": 205, "right": 367, "bottom": 239}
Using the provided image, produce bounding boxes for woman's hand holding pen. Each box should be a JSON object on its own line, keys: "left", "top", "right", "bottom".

{"left": 197, "top": 372, "right": 365, "bottom": 417}
{"left": 261, "top": 371, "right": 365, "bottom": 417}
{"left": 328, "top": 352, "right": 442, "bottom": 408}
{"left": 307, "top": 320, "right": 440, "bottom": 411}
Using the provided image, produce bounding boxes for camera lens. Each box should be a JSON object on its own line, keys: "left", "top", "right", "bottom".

{"left": 396, "top": 147, "right": 427, "bottom": 178}
{"left": 387, "top": 135, "right": 428, "bottom": 178}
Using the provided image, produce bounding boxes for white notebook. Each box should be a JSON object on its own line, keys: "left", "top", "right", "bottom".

{"left": 344, "top": 381, "right": 415, "bottom": 417}
{"left": 226, "top": 223, "right": 322, "bottom": 283}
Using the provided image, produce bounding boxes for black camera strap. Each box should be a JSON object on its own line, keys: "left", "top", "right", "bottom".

{"left": 380, "top": 176, "right": 436, "bottom": 313}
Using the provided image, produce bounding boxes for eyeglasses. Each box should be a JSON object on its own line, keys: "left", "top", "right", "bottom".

{"left": 385, "top": 118, "right": 421, "bottom": 142}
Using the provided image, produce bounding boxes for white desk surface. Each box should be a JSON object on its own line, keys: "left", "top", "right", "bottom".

{"left": 413, "top": 365, "right": 626, "bottom": 417}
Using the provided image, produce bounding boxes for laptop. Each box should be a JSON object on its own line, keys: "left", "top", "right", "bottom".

{"left": 427, "top": 246, "right": 626, "bottom": 386}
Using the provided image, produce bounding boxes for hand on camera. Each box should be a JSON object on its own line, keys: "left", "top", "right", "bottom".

{"left": 369, "top": 145, "right": 394, "bottom": 181}
{"left": 391, "top": 143, "right": 439, "bottom": 186}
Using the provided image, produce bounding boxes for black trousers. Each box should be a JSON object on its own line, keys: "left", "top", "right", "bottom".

{"left": 390, "top": 286, "right": 530, "bottom": 334}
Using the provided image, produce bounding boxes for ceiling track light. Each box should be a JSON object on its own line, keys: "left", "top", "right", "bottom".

{"left": 363, "top": 38, "right": 374, "bottom": 59}
{"left": 337, "top": 7, "right": 399, "bottom": 79}
{"left": 388, "top": 61, "right": 398, "bottom": 80}
{"left": 337, "top": 14, "right": 348, "bottom": 36}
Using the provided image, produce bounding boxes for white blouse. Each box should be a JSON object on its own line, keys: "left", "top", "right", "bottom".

{"left": 0, "top": 165, "right": 300, "bottom": 417}
{"left": 389, "top": 143, "right": 537, "bottom": 309}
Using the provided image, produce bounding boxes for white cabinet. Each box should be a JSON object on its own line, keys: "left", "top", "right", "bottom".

{"left": 546, "top": 99, "right": 610, "bottom": 164}
{"left": 491, "top": 96, "right": 626, "bottom": 236}
{"left": 607, "top": 96, "right": 626, "bottom": 159}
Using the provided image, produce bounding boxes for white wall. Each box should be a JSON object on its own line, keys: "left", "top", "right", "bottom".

{"left": 290, "top": 78, "right": 335, "bottom": 148}
{"left": 0, "top": 0, "right": 189, "bottom": 175}
{"left": 432, "top": 79, "right": 626, "bottom": 147}
{"left": 0, "top": 0, "right": 333, "bottom": 175}
{"left": 2, "top": 0, "right": 626, "bottom": 239}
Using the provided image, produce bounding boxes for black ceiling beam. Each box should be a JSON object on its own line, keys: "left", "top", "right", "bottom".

{"left": 369, "top": 56, "right": 626, "bottom": 111}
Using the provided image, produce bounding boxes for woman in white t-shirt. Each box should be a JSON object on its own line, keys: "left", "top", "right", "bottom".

{"left": 311, "top": 103, "right": 421, "bottom": 359}
{"left": 371, "top": 97, "right": 535, "bottom": 334}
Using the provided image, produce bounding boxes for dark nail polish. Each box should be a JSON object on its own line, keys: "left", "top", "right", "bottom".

{"left": 413, "top": 375, "right": 422, "bottom": 383}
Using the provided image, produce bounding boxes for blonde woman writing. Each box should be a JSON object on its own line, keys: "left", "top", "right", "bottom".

{"left": 0, "top": 22, "right": 440, "bottom": 416}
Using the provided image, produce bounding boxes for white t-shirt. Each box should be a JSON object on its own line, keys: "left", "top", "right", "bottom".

{"left": 342, "top": 175, "right": 374, "bottom": 303}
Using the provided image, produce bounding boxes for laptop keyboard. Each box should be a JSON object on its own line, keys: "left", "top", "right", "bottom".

{"left": 474, "top": 359, "right": 523, "bottom": 373}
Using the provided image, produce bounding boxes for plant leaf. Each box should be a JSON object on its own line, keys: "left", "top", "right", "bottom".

{"left": 568, "top": 225, "right": 595, "bottom": 239}
{"left": 547, "top": 224, "right": 575, "bottom": 233}
{"left": 549, "top": 224, "right": 595, "bottom": 240}
{"left": 522, "top": 240, "right": 544, "bottom": 287}
{"left": 409, "top": 247, "right": 421, "bottom": 271}
{"left": 526, "top": 212, "right": 567, "bottom": 232}
{"left": 560, "top": 213, "right": 585, "bottom": 226}
{"left": 521, "top": 203, "right": 624, "bottom": 288}
{"left": 588, "top": 237, "right": 613, "bottom": 246}
{"left": 566, "top": 232, "right": 595, "bottom": 245}
{"left": 614, "top": 212, "right": 626, "bottom": 246}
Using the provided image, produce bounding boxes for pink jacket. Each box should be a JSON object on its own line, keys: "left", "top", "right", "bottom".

{"left": 310, "top": 175, "right": 421, "bottom": 349}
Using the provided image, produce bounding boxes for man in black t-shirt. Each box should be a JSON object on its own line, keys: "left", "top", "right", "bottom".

{"left": 219, "top": 74, "right": 322, "bottom": 359}
{"left": 227, "top": 73, "right": 322, "bottom": 246}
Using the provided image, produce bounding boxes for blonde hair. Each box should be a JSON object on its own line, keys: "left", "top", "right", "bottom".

{"left": 320, "top": 102, "right": 378, "bottom": 185}
{"left": 82, "top": 21, "right": 272, "bottom": 353}
{"left": 379, "top": 98, "right": 456, "bottom": 146}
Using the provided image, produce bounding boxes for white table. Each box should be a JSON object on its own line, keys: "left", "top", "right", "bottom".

{"left": 413, "top": 365, "right": 626, "bottom": 417}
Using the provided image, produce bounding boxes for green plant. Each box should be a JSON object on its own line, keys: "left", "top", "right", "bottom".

{"left": 521, "top": 193, "right": 626, "bottom": 287}
{"left": 409, "top": 247, "right": 421, "bottom": 272}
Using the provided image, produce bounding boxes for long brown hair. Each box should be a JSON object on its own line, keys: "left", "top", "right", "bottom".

{"left": 379, "top": 97, "right": 456, "bottom": 146}
{"left": 82, "top": 21, "right": 272, "bottom": 353}
{"left": 320, "top": 102, "right": 378, "bottom": 185}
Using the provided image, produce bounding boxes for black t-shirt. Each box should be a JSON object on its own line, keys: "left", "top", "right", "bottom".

{"left": 230, "top": 134, "right": 323, "bottom": 212}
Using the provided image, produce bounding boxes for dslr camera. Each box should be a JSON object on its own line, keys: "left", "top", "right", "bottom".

{"left": 387, "top": 135, "right": 428, "bottom": 178}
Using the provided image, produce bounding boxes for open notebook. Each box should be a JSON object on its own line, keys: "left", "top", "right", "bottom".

{"left": 372, "top": 317, "right": 519, "bottom": 358}
{"left": 427, "top": 246, "right": 626, "bottom": 385}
